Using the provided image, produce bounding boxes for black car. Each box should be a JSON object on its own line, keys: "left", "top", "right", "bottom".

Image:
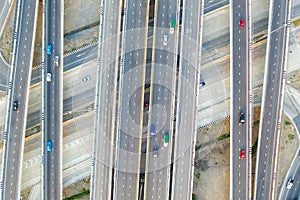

{"left": 240, "top": 112, "right": 245, "bottom": 124}
{"left": 153, "top": 145, "right": 158, "bottom": 158}
{"left": 13, "top": 101, "right": 19, "bottom": 111}
{"left": 199, "top": 81, "right": 206, "bottom": 87}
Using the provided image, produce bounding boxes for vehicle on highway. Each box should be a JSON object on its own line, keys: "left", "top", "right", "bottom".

{"left": 170, "top": 19, "right": 175, "bottom": 34}
{"left": 47, "top": 140, "right": 53, "bottom": 152}
{"left": 164, "top": 132, "right": 169, "bottom": 147}
{"left": 163, "top": 34, "right": 168, "bottom": 46}
{"left": 239, "top": 19, "right": 245, "bottom": 29}
{"left": 144, "top": 101, "right": 149, "bottom": 108}
{"left": 240, "top": 112, "right": 245, "bottom": 124}
{"left": 240, "top": 149, "right": 245, "bottom": 160}
{"left": 150, "top": 124, "right": 155, "bottom": 138}
{"left": 81, "top": 76, "right": 90, "bottom": 83}
{"left": 199, "top": 81, "right": 206, "bottom": 87}
{"left": 286, "top": 179, "right": 294, "bottom": 189}
{"left": 46, "top": 73, "right": 52, "bottom": 82}
{"left": 47, "top": 44, "right": 52, "bottom": 55}
{"left": 153, "top": 145, "right": 158, "bottom": 158}
{"left": 54, "top": 56, "right": 59, "bottom": 67}
{"left": 13, "top": 101, "right": 19, "bottom": 111}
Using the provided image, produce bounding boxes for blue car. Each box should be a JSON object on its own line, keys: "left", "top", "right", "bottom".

{"left": 47, "top": 140, "right": 53, "bottom": 152}
{"left": 150, "top": 124, "right": 155, "bottom": 138}
{"left": 47, "top": 44, "right": 52, "bottom": 55}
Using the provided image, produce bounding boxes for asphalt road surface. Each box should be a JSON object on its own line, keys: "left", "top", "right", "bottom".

{"left": 144, "top": 0, "right": 178, "bottom": 198}
{"left": 254, "top": 0, "right": 290, "bottom": 199}
{"left": 171, "top": 0, "right": 202, "bottom": 199}
{"left": 90, "top": 0, "right": 122, "bottom": 199}
{"left": 43, "top": 0, "right": 63, "bottom": 198}
{"left": 230, "top": 0, "right": 250, "bottom": 199}
{"left": 0, "top": 0, "right": 38, "bottom": 199}
{"left": 113, "top": 0, "right": 149, "bottom": 199}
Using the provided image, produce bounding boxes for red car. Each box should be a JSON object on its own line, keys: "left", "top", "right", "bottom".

{"left": 239, "top": 19, "right": 245, "bottom": 29}
{"left": 240, "top": 150, "right": 245, "bottom": 160}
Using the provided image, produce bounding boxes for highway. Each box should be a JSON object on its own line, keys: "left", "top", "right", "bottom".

{"left": 43, "top": 0, "right": 63, "bottom": 198}
{"left": 230, "top": 0, "right": 251, "bottom": 199}
{"left": 254, "top": 0, "right": 292, "bottom": 199}
{"left": 0, "top": 0, "right": 38, "bottom": 199}
{"left": 89, "top": 0, "right": 122, "bottom": 199}
{"left": 171, "top": 0, "right": 203, "bottom": 199}
{"left": 144, "top": 0, "right": 179, "bottom": 198}
{"left": 113, "top": 0, "right": 149, "bottom": 199}
{"left": 278, "top": 147, "right": 300, "bottom": 200}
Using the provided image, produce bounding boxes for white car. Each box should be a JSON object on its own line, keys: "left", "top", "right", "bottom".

{"left": 163, "top": 34, "right": 168, "bottom": 46}
{"left": 46, "top": 73, "right": 52, "bottom": 82}
{"left": 286, "top": 179, "right": 294, "bottom": 189}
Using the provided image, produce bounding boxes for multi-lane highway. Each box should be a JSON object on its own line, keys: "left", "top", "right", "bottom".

{"left": 90, "top": 0, "right": 122, "bottom": 199}
{"left": 113, "top": 0, "right": 149, "bottom": 198}
{"left": 230, "top": 0, "right": 251, "bottom": 199}
{"left": 42, "top": 0, "right": 63, "bottom": 198}
{"left": 254, "top": 0, "right": 291, "bottom": 199}
{"left": 144, "top": 0, "right": 179, "bottom": 198}
{"left": 0, "top": 0, "right": 38, "bottom": 199}
{"left": 171, "top": 0, "right": 203, "bottom": 199}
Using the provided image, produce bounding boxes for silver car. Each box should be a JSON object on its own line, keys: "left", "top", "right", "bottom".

{"left": 54, "top": 56, "right": 59, "bottom": 67}
{"left": 163, "top": 34, "right": 168, "bottom": 46}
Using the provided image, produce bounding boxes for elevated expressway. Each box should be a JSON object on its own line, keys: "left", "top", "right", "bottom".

{"left": 143, "top": 0, "right": 179, "bottom": 199}
{"left": 89, "top": 0, "right": 122, "bottom": 199}
{"left": 113, "top": 0, "right": 150, "bottom": 199}
{"left": 0, "top": 0, "right": 38, "bottom": 199}
{"left": 254, "top": 0, "right": 292, "bottom": 199}
{"left": 229, "top": 0, "right": 252, "bottom": 199}
{"left": 171, "top": 0, "right": 203, "bottom": 199}
{"left": 42, "top": 0, "right": 64, "bottom": 199}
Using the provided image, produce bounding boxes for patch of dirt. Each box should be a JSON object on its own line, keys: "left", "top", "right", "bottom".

{"left": 0, "top": 0, "right": 15, "bottom": 63}
{"left": 20, "top": 186, "right": 32, "bottom": 200}
{"left": 251, "top": 107, "right": 260, "bottom": 198}
{"left": 63, "top": 0, "right": 100, "bottom": 54}
{"left": 288, "top": 69, "right": 300, "bottom": 90}
{"left": 63, "top": 177, "right": 90, "bottom": 199}
{"left": 64, "top": 26, "right": 98, "bottom": 54}
{"left": 193, "top": 118, "right": 230, "bottom": 200}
